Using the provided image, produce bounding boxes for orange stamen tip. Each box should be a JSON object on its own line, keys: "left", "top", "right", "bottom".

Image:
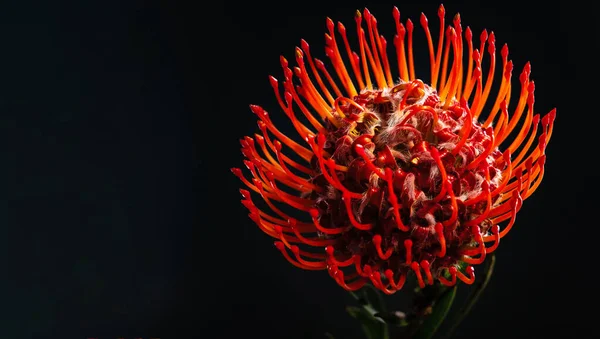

{"left": 543, "top": 109, "right": 556, "bottom": 125}
{"left": 230, "top": 167, "right": 242, "bottom": 177}
{"left": 481, "top": 29, "right": 488, "bottom": 41}
{"left": 239, "top": 189, "right": 251, "bottom": 199}
{"left": 279, "top": 55, "right": 288, "bottom": 67}
{"left": 501, "top": 43, "right": 509, "bottom": 58}
{"left": 300, "top": 39, "right": 309, "bottom": 51}
{"left": 268, "top": 75, "right": 278, "bottom": 88}
{"left": 326, "top": 17, "right": 334, "bottom": 30}
{"left": 465, "top": 26, "right": 472, "bottom": 39}
{"left": 274, "top": 241, "right": 285, "bottom": 251}
{"left": 420, "top": 13, "right": 428, "bottom": 26}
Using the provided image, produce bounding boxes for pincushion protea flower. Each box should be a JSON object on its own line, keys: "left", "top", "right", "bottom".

{"left": 232, "top": 4, "right": 555, "bottom": 294}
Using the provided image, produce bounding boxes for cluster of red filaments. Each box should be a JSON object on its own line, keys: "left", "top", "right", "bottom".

{"left": 232, "top": 5, "right": 555, "bottom": 294}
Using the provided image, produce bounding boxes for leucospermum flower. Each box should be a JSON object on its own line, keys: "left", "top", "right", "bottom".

{"left": 232, "top": 5, "right": 555, "bottom": 294}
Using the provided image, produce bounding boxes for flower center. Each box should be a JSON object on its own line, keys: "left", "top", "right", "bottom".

{"left": 310, "top": 79, "right": 504, "bottom": 277}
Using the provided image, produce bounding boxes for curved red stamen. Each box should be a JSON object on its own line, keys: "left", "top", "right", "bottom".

{"left": 484, "top": 225, "right": 500, "bottom": 253}
{"left": 461, "top": 225, "right": 486, "bottom": 265}
{"left": 385, "top": 269, "right": 407, "bottom": 290}
{"left": 288, "top": 219, "right": 336, "bottom": 247}
{"left": 435, "top": 222, "right": 446, "bottom": 258}
{"left": 429, "top": 147, "right": 448, "bottom": 203}
{"left": 452, "top": 99, "right": 473, "bottom": 155}
{"left": 411, "top": 261, "right": 425, "bottom": 288}
{"left": 354, "top": 144, "right": 385, "bottom": 178}
{"left": 438, "top": 266, "right": 457, "bottom": 286}
{"left": 466, "top": 127, "right": 495, "bottom": 170}
{"left": 353, "top": 255, "right": 369, "bottom": 278}
{"left": 385, "top": 168, "right": 409, "bottom": 231}
{"left": 309, "top": 208, "right": 347, "bottom": 235}
{"left": 371, "top": 271, "right": 397, "bottom": 295}
{"left": 290, "top": 245, "right": 327, "bottom": 269}
{"left": 404, "top": 239, "right": 413, "bottom": 264}
{"left": 373, "top": 234, "right": 393, "bottom": 260}
{"left": 274, "top": 242, "right": 324, "bottom": 271}
{"left": 464, "top": 182, "right": 492, "bottom": 226}
{"left": 325, "top": 246, "right": 354, "bottom": 267}
{"left": 343, "top": 192, "right": 373, "bottom": 230}
{"left": 421, "top": 260, "right": 434, "bottom": 285}
{"left": 442, "top": 181, "right": 459, "bottom": 230}
{"left": 456, "top": 266, "right": 475, "bottom": 284}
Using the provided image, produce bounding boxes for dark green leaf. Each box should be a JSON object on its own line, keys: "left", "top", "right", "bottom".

{"left": 346, "top": 306, "right": 390, "bottom": 339}
{"left": 374, "top": 311, "right": 410, "bottom": 327}
{"left": 362, "top": 283, "right": 387, "bottom": 313}
{"left": 413, "top": 285, "right": 457, "bottom": 339}
{"left": 349, "top": 283, "right": 387, "bottom": 321}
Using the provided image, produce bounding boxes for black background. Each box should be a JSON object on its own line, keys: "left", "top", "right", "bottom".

{"left": 2, "top": 0, "right": 597, "bottom": 338}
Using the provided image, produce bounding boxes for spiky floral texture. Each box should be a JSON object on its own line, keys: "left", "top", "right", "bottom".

{"left": 232, "top": 5, "right": 555, "bottom": 294}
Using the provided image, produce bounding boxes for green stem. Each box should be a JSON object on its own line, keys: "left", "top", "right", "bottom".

{"left": 346, "top": 256, "right": 495, "bottom": 339}
{"left": 442, "top": 254, "right": 496, "bottom": 339}
{"left": 411, "top": 285, "right": 457, "bottom": 339}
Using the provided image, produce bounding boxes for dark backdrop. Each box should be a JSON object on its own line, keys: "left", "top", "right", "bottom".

{"left": 2, "top": 0, "right": 596, "bottom": 338}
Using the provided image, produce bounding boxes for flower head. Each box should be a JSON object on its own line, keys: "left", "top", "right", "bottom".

{"left": 232, "top": 5, "right": 555, "bottom": 294}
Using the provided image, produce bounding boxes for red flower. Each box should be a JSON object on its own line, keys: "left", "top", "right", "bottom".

{"left": 232, "top": 5, "right": 555, "bottom": 294}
